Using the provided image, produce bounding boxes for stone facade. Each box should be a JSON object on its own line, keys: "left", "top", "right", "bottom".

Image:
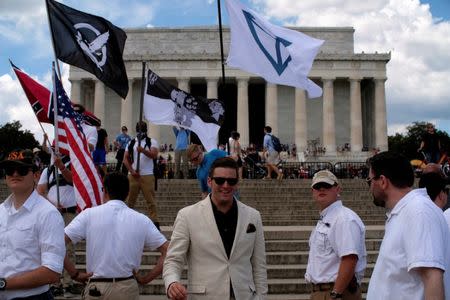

{"left": 69, "top": 26, "right": 390, "bottom": 161}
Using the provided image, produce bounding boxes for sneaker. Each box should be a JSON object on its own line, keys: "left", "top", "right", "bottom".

{"left": 64, "top": 284, "right": 84, "bottom": 297}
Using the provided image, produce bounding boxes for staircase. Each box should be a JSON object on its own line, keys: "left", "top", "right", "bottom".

{"left": 0, "top": 179, "right": 386, "bottom": 299}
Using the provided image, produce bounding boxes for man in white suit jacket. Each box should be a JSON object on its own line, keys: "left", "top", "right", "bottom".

{"left": 163, "top": 157, "right": 268, "bottom": 300}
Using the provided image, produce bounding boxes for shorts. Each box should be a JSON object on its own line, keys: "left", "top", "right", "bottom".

{"left": 266, "top": 151, "right": 279, "bottom": 165}
{"left": 93, "top": 149, "right": 106, "bottom": 165}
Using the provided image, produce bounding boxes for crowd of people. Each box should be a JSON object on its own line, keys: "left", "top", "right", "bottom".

{"left": 1, "top": 118, "right": 450, "bottom": 300}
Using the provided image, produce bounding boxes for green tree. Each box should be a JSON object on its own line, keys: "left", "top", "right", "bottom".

{"left": 388, "top": 121, "right": 450, "bottom": 160}
{"left": 0, "top": 121, "right": 39, "bottom": 160}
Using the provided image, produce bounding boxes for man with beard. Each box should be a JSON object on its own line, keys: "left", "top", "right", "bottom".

{"left": 366, "top": 151, "right": 450, "bottom": 300}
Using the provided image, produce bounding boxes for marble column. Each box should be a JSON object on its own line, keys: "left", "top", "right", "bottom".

{"left": 70, "top": 80, "right": 82, "bottom": 104}
{"left": 295, "top": 89, "right": 307, "bottom": 155}
{"left": 207, "top": 77, "right": 219, "bottom": 99}
{"left": 374, "top": 77, "right": 388, "bottom": 151}
{"left": 177, "top": 77, "right": 190, "bottom": 93}
{"left": 265, "top": 83, "right": 278, "bottom": 135}
{"left": 322, "top": 78, "right": 336, "bottom": 154}
{"left": 237, "top": 78, "right": 249, "bottom": 147}
{"left": 94, "top": 80, "right": 105, "bottom": 126}
{"left": 349, "top": 77, "right": 363, "bottom": 152}
{"left": 121, "top": 79, "right": 134, "bottom": 133}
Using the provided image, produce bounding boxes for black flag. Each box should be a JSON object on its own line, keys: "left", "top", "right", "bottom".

{"left": 46, "top": 0, "right": 129, "bottom": 99}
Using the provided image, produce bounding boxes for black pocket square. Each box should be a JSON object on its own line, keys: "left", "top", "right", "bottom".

{"left": 246, "top": 223, "right": 256, "bottom": 233}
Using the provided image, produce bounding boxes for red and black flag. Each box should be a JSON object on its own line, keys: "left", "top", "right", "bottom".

{"left": 46, "top": 0, "right": 129, "bottom": 99}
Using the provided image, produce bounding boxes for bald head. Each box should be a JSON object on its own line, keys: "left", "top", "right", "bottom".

{"left": 423, "top": 163, "right": 442, "bottom": 175}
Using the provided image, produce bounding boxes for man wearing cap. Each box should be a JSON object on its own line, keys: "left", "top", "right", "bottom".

{"left": 114, "top": 125, "right": 131, "bottom": 174}
{"left": 305, "top": 170, "right": 366, "bottom": 300}
{"left": 0, "top": 149, "right": 66, "bottom": 299}
{"left": 366, "top": 151, "right": 450, "bottom": 299}
{"left": 63, "top": 172, "right": 168, "bottom": 300}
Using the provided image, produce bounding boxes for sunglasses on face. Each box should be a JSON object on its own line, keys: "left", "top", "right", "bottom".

{"left": 5, "top": 165, "right": 32, "bottom": 176}
{"left": 366, "top": 176, "right": 379, "bottom": 187}
{"left": 212, "top": 177, "right": 238, "bottom": 186}
{"left": 312, "top": 182, "right": 335, "bottom": 190}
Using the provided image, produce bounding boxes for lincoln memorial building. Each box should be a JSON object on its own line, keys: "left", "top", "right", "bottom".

{"left": 68, "top": 26, "right": 390, "bottom": 161}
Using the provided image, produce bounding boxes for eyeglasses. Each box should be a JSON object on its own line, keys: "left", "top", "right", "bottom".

{"left": 366, "top": 176, "right": 379, "bottom": 186}
{"left": 190, "top": 153, "right": 201, "bottom": 163}
{"left": 212, "top": 177, "right": 239, "bottom": 186}
{"left": 5, "top": 165, "right": 32, "bottom": 176}
{"left": 312, "top": 182, "right": 335, "bottom": 190}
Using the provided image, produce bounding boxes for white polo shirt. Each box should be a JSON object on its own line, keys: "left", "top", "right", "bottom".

{"left": 38, "top": 167, "right": 76, "bottom": 208}
{"left": 65, "top": 200, "right": 166, "bottom": 278}
{"left": 126, "top": 137, "right": 159, "bottom": 176}
{"left": 367, "top": 188, "right": 450, "bottom": 300}
{"left": 305, "top": 200, "right": 367, "bottom": 284}
{"left": 0, "top": 190, "right": 65, "bottom": 299}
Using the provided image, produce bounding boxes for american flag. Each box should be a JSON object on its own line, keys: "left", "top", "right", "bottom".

{"left": 50, "top": 72, "right": 103, "bottom": 210}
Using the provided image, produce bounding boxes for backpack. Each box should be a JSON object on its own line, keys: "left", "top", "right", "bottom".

{"left": 271, "top": 135, "right": 282, "bottom": 153}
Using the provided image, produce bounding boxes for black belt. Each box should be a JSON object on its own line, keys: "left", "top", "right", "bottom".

{"left": 311, "top": 282, "right": 334, "bottom": 292}
{"left": 90, "top": 275, "right": 134, "bottom": 282}
{"left": 59, "top": 206, "right": 77, "bottom": 214}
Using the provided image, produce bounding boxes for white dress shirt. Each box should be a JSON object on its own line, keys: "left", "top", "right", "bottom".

{"left": 367, "top": 189, "right": 450, "bottom": 300}
{"left": 38, "top": 167, "right": 76, "bottom": 208}
{"left": 305, "top": 200, "right": 367, "bottom": 284}
{"left": 0, "top": 190, "right": 65, "bottom": 300}
{"left": 65, "top": 200, "right": 166, "bottom": 278}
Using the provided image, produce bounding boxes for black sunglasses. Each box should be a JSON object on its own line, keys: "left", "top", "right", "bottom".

{"left": 212, "top": 177, "right": 238, "bottom": 186}
{"left": 312, "top": 182, "right": 335, "bottom": 190}
{"left": 5, "top": 165, "right": 32, "bottom": 176}
{"left": 366, "top": 176, "right": 379, "bottom": 187}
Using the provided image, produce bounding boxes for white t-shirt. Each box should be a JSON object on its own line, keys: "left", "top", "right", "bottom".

{"left": 125, "top": 137, "right": 159, "bottom": 176}
{"left": 38, "top": 167, "right": 76, "bottom": 208}
{"left": 367, "top": 188, "right": 450, "bottom": 300}
{"left": 305, "top": 200, "right": 367, "bottom": 284}
{"left": 82, "top": 123, "right": 98, "bottom": 148}
{"left": 65, "top": 200, "right": 166, "bottom": 278}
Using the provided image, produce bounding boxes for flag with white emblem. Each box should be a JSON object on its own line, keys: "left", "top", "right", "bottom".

{"left": 50, "top": 72, "right": 103, "bottom": 210}
{"left": 144, "top": 69, "right": 225, "bottom": 151}
{"left": 225, "top": 0, "right": 324, "bottom": 98}
{"left": 46, "top": 0, "right": 129, "bottom": 99}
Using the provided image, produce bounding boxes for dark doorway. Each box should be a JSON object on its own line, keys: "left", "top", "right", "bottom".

{"left": 249, "top": 83, "right": 266, "bottom": 150}
{"left": 189, "top": 83, "right": 207, "bottom": 147}
{"left": 218, "top": 83, "right": 237, "bottom": 146}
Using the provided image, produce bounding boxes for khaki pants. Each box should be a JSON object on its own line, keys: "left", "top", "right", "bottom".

{"left": 82, "top": 278, "right": 139, "bottom": 300}
{"left": 127, "top": 174, "right": 158, "bottom": 222}
{"left": 174, "top": 149, "right": 188, "bottom": 179}
{"left": 310, "top": 286, "right": 362, "bottom": 300}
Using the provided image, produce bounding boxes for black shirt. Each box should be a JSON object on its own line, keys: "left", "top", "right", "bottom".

{"left": 211, "top": 198, "right": 238, "bottom": 258}
{"left": 96, "top": 128, "right": 108, "bottom": 150}
{"left": 422, "top": 132, "right": 440, "bottom": 152}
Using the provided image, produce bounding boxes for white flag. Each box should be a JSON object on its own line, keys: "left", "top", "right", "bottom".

{"left": 143, "top": 69, "right": 225, "bottom": 151}
{"left": 225, "top": 0, "right": 324, "bottom": 98}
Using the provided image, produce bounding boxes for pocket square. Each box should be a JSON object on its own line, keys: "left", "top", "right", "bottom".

{"left": 246, "top": 223, "right": 256, "bottom": 233}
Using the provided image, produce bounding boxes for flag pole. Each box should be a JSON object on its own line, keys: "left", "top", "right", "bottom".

{"left": 217, "top": 0, "right": 227, "bottom": 86}
{"left": 136, "top": 61, "right": 147, "bottom": 172}
{"left": 52, "top": 62, "right": 61, "bottom": 207}
{"left": 45, "top": 0, "right": 63, "bottom": 80}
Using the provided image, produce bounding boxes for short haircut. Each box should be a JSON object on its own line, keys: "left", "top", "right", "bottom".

{"left": 231, "top": 131, "right": 240, "bottom": 140}
{"left": 368, "top": 151, "right": 414, "bottom": 188}
{"left": 264, "top": 126, "right": 272, "bottom": 133}
{"left": 135, "top": 121, "right": 147, "bottom": 133}
{"left": 208, "top": 157, "right": 239, "bottom": 178}
{"left": 419, "top": 172, "right": 446, "bottom": 201}
{"left": 103, "top": 172, "right": 129, "bottom": 201}
{"left": 187, "top": 144, "right": 201, "bottom": 159}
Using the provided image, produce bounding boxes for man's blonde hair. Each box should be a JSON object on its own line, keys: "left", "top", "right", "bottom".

{"left": 187, "top": 144, "right": 201, "bottom": 160}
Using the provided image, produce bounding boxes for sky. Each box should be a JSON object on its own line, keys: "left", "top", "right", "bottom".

{"left": 0, "top": 0, "right": 449, "bottom": 143}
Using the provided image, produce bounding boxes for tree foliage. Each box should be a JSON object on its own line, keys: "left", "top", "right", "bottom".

{"left": 0, "top": 121, "right": 39, "bottom": 160}
{"left": 388, "top": 121, "right": 450, "bottom": 160}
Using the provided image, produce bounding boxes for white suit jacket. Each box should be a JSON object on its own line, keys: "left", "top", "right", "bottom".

{"left": 163, "top": 196, "right": 268, "bottom": 300}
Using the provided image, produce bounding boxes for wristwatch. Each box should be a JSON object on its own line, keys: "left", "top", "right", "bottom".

{"left": 330, "top": 290, "right": 343, "bottom": 299}
{"left": 0, "top": 278, "right": 7, "bottom": 291}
